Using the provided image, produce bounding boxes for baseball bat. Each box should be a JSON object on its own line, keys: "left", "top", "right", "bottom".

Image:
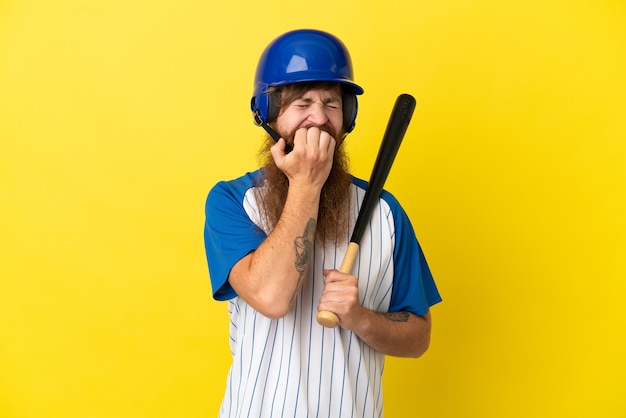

{"left": 316, "top": 93, "right": 417, "bottom": 328}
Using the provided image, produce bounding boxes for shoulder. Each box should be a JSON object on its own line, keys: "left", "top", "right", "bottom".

{"left": 206, "top": 169, "right": 263, "bottom": 207}
{"left": 208, "top": 169, "right": 263, "bottom": 197}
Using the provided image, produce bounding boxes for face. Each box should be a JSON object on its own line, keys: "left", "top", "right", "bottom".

{"left": 273, "top": 85, "right": 344, "bottom": 144}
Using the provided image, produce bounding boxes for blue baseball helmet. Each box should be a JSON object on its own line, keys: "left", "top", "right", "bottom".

{"left": 251, "top": 29, "right": 364, "bottom": 133}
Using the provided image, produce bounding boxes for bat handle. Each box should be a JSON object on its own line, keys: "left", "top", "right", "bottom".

{"left": 316, "top": 310, "right": 340, "bottom": 328}
{"left": 316, "top": 242, "right": 360, "bottom": 328}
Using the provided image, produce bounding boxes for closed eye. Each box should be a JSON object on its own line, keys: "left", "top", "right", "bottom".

{"left": 322, "top": 97, "right": 342, "bottom": 110}
{"left": 291, "top": 98, "right": 342, "bottom": 110}
{"left": 293, "top": 99, "right": 312, "bottom": 108}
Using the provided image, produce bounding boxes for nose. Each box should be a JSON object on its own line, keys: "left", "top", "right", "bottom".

{"left": 306, "top": 103, "right": 329, "bottom": 126}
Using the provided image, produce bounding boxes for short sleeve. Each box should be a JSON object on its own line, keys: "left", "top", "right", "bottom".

{"left": 203, "top": 173, "right": 267, "bottom": 300}
{"left": 382, "top": 191, "right": 442, "bottom": 316}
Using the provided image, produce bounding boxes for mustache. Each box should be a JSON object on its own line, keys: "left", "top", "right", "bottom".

{"left": 286, "top": 124, "right": 340, "bottom": 142}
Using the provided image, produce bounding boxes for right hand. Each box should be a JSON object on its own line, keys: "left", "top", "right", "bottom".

{"left": 271, "top": 127, "right": 336, "bottom": 191}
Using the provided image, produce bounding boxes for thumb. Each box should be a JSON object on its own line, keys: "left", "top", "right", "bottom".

{"left": 270, "top": 138, "right": 287, "bottom": 159}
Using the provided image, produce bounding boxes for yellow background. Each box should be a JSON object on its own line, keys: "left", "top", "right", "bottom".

{"left": 1, "top": 0, "right": 625, "bottom": 417}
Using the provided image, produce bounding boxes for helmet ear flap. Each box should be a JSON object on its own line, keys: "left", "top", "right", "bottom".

{"left": 251, "top": 94, "right": 266, "bottom": 126}
{"left": 266, "top": 90, "right": 281, "bottom": 122}
{"left": 251, "top": 90, "right": 281, "bottom": 125}
{"left": 342, "top": 94, "right": 358, "bottom": 133}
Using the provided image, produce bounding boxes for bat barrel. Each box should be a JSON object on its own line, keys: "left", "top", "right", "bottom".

{"left": 350, "top": 94, "right": 416, "bottom": 245}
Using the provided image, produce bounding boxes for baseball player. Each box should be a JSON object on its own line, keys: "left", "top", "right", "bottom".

{"left": 203, "top": 29, "right": 441, "bottom": 417}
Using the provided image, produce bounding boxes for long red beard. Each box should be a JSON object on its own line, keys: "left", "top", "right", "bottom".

{"left": 255, "top": 135, "right": 352, "bottom": 245}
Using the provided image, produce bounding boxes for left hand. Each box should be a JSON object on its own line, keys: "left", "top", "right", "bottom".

{"left": 318, "top": 269, "right": 364, "bottom": 330}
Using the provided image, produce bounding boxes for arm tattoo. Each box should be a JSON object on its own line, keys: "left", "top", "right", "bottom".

{"left": 384, "top": 311, "right": 410, "bottom": 322}
{"left": 294, "top": 218, "right": 316, "bottom": 278}
{"left": 294, "top": 218, "right": 316, "bottom": 273}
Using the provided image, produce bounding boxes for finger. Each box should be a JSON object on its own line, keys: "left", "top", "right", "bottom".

{"left": 292, "top": 128, "right": 308, "bottom": 149}
{"left": 306, "top": 126, "right": 322, "bottom": 147}
{"left": 310, "top": 127, "right": 335, "bottom": 150}
{"left": 323, "top": 272, "right": 356, "bottom": 290}
{"left": 322, "top": 269, "right": 342, "bottom": 283}
{"left": 318, "top": 129, "right": 335, "bottom": 152}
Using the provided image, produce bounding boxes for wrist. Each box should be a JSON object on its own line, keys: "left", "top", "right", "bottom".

{"left": 284, "top": 184, "right": 322, "bottom": 209}
{"left": 347, "top": 306, "right": 375, "bottom": 336}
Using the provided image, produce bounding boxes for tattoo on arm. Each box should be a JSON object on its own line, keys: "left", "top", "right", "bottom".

{"left": 384, "top": 311, "right": 410, "bottom": 322}
{"left": 292, "top": 219, "right": 316, "bottom": 298}
{"left": 294, "top": 219, "right": 316, "bottom": 273}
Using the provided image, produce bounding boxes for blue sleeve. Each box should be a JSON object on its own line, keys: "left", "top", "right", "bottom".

{"left": 203, "top": 173, "right": 267, "bottom": 301}
{"left": 382, "top": 191, "right": 442, "bottom": 316}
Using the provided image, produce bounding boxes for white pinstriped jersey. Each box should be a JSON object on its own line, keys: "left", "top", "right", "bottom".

{"left": 204, "top": 169, "right": 441, "bottom": 418}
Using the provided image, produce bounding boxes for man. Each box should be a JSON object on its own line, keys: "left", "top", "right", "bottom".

{"left": 204, "top": 29, "right": 441, "bottom": 417}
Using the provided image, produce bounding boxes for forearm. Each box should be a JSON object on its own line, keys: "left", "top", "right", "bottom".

{"left": 352, "top": 310, "right": 432, "bottom": 358}
{"left": 229, "top": 186, "right": 320, "bottom": 318}
{"left": 229, "top": 128, "right": 336, "bottom": 317}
